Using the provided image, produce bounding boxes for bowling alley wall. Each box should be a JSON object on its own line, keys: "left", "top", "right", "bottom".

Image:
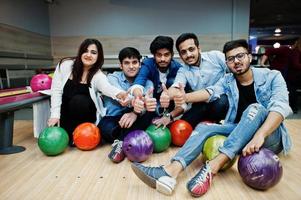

{"left": 0, "top": 0, "right": 250, "bottom": 69}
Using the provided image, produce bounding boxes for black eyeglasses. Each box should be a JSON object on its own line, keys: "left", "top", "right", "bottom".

{"left": 226, "top": 52, "right": 249, "bottom": 64}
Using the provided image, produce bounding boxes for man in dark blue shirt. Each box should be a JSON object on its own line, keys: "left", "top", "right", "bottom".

{"left": 130, "top": 36, "right": 185, "bottom": 118}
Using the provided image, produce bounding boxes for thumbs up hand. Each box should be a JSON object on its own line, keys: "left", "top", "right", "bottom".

{"left": 160, "top": 83, "right": 170, "bottom": 108}
{"left": 174, "top": 83, "right": 186, "bottom": 107}
{"left": 132, "top": 95, "right": 145, "bottom": 114}
{"left": 145, "top": 88, "right": 157, "bottom": 112}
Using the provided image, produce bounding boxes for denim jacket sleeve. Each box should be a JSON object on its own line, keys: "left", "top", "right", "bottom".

{"left": 133, "top": 60, "right": 152, "bottom": 87}
{"left": 143, "top": 80, "right": 154, "bottom": 95}
{"left": 264, "top": 71, "right": 292, "bottom": 118}
{"left": 205, "top": 75, "right": 228, "bottom": 103}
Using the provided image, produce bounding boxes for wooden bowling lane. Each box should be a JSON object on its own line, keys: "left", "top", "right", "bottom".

{"left": 0, "top": 119, "right": 300, "bottom": 199}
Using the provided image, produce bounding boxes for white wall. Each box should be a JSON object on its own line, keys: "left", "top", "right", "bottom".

{"left": 49, "top": 0, "right": 250, "bottom": 38}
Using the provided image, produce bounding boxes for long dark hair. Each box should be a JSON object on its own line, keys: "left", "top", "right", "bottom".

{"left": 59, "top": 38, "right": 104, "bottom": 86}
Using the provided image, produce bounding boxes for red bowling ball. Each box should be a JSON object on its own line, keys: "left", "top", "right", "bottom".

{"left": 170, "top": 120, "right": 193, "bottom": 146}
{"left": 30, "top": 74, "right": 52, "bottom": 92}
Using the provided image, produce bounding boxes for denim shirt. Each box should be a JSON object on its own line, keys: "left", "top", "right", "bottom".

{"left": 206, "top": 67, "right": 293, "bottom": 154}
{"left": 133, "top": 57, "right": 183, "bottom": 100}
{"left": 172, "top": 50, "right": 227, "bottom": 90}
{"left": 104, "top": 72, "right": 153, "bottom": 116}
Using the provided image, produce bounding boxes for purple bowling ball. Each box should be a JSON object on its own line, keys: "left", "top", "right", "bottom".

{"left": 123, "top": 130, "right": 153, "bottom": 162}
{"left": 238, "top": 148, "right": 283, "bottom": 190}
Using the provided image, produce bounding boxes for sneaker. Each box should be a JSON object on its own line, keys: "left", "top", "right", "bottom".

{"left": 186, "top": 161, "right": 213, "bottom": 197}
{"left": 108, "top": 140, "right": 125, "bottom": 163}
{"left": 131, "top": 162, "right": 177, "bottom": 195}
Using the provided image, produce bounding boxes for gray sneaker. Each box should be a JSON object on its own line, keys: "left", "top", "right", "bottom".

{"left": 131, "top": 162, "right": 176, "bottom": 195}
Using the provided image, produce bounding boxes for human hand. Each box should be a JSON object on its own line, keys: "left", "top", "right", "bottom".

{"left": 174, "top": 83, "right": 186, "bottom": 107}
{"left": 152, "top": 116, "right": 171, "bottom": 129}
{"left": 119, "top": 112, "right": 138, "bottom": 128}
{"left": 117, "top": 91, "right": 131, "bottom": 107}
{"left": 160, "top": 83, "right": 170, "bottom": 108}
{"left": 48, "top": 118, "right": 60, "bottom": 127}
{"left": 145, "top": 88, "right": 157, "bottom": 112}
{"left": 132, "top": 96, "right": 145, "bottom": 113}
{"left": 242, "top": 134, "right": 265, "bottom": 156}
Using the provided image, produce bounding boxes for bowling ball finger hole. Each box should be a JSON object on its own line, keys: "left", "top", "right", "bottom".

{"left": 126, "top": 144, "right": 132, "bottom": 151}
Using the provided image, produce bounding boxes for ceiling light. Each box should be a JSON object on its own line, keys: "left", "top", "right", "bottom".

{"left": 273, "top": 42, "right": 280, "bottom": 48}
{"left": 275, "top": 28, "right": 281, "bottom": 33}
{"left": 274, "top": 33, "right": 281, "bottom": 37}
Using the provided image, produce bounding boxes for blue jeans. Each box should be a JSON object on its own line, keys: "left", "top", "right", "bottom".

{"left": 98, "top": 111, "right": 155, "bottom": 143}
{"left": 181, "top": 94, "right": 229, "bottom": 128}
{"left": 171, "top": 103, "right": 283, "bottom": 168}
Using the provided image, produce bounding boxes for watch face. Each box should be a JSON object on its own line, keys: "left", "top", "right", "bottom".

{"left": 164, "top": 113, "right": 170, "bottom": 117}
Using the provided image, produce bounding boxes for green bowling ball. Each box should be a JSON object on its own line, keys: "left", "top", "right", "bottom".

{"left": 38, "top": 127, "right": 69, "bottom": 156}
{"left": 203, "top": 135, "right": 237, "bottom": 171}
{"left": 145, "top": 124, "right": 171, "bottom": 153}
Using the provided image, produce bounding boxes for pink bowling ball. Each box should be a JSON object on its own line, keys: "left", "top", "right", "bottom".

{"left": 30, "top": 74, "right": 52, "bottom": 92}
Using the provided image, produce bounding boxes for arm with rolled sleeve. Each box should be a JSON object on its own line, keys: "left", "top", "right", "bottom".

{"left": 243, "top": 72, "right": 292, "bottom": 156}
{"left": 206, "top": 77, "right": 227, "bottom": 103}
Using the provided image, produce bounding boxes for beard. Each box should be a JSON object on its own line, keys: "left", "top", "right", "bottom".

{"left": 230, "top": 64, "right": 250, "bottom": 75}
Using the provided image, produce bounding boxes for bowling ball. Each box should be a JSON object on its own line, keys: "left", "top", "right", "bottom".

{"left": 170, "top": 120, "right": 193, "bottom": 146}
{"left": 38, "top": 127, "right": 69, "bottom": 156}
{"left": 30, "top": 74, "right": 52, "bottom": 92}
{"left": 203, "top": 135, "right": 237, "bottom": 171}
{"left": 73, "top": 122, "right": 101, "bottom": 150}
{"left": 123, "top": 130, "right": 153, "bottom": 162}
{"left": 146, "top": 124, "right": 171, "bottom": 153}
{"left": 238, "top": 148, "right": 283, "bottom": 190}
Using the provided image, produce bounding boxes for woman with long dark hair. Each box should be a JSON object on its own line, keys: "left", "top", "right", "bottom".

{"left": 48, "top": 38, "right": 128, "bottom": 145}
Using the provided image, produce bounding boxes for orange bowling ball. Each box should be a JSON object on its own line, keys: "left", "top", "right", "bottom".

{"left": 73, "top": 122, "right": 101, "bottom": 150}
{"left": 170, "top": 120, "right": 193, "bottom": 146}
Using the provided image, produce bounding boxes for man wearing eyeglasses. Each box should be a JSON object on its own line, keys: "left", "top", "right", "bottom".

{"left": 131, "top": 39, "right": 292, "bottom": 197}
{"left": 146, "top": 33, "right": 229, "bottom": 128}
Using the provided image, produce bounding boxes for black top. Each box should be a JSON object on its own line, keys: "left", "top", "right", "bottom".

{"left": 234, "top": 80, "right": 257, "bottom": 123}
{"left": 60, "top": 79, "right": 96, "bottom": 135}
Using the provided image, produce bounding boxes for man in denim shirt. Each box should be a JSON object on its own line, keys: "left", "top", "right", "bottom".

{"left": 153, "top": 33, "right": 229, "bottom": 128}
{"left": 131, "top": 39, "right": 292, "bottom": 197}
{"left": 98, "top": 47, "right": 154, "bottom": 163}
{"left": 130, "top": 36, "right": 188, "bottom": 121}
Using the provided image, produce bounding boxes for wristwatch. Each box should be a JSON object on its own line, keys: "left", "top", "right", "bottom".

{"left": 164, "top": 112, "right": 174, "bottom": 121}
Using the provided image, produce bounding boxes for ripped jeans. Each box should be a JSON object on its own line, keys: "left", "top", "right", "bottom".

{"left": 171, "top": 103, "right": 283, "bottom": 169}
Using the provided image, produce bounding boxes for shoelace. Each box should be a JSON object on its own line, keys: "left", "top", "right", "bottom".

{"left": 112, "top": 140, "right": 123, "bottom": 154}
{"left": 194, "top": 164, "right": 211, "bottom": 184}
